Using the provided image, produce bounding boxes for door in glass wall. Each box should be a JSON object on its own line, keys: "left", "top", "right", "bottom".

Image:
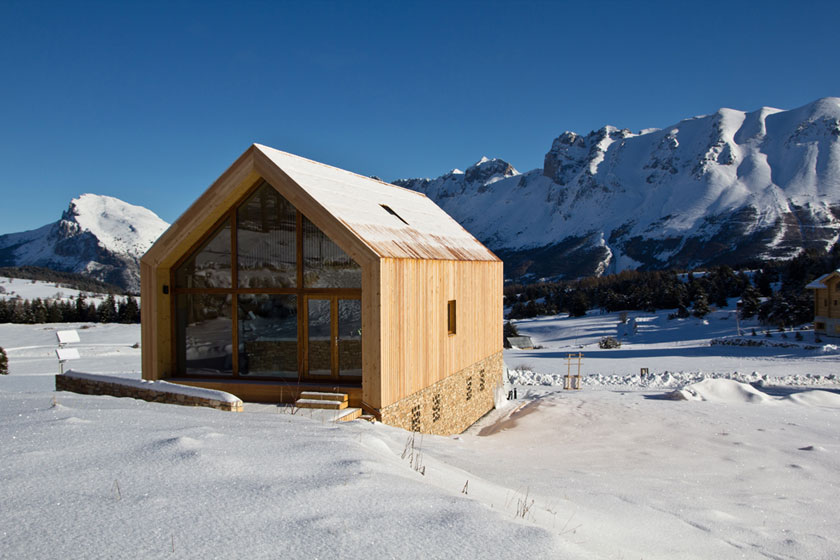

{"left": 306, "top": 298, "right": 332, "bottom": 378}
{"left": 304, "top": 296, "right": 362, "bottom": 381}
{"left": 337, "top": 299, "right": 362, "bottom": 379}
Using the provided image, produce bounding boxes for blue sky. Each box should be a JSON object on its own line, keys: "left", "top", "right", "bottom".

{"left": 1, "top": 0, "right": 838, "bottom": 233}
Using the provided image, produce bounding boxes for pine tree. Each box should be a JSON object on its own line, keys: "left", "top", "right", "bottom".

{"left": 46, "top": 301, "right": 63, "bottom": 323}
{"left": 713, "top": 288, "right": 729, "bottom": 309}
{"left": 755, "top": 270, "right": 774, "bottom": 297}
{"left": 75, "top": 294, "right": 88, "bottom": 322}
{"left": 740, "top": 285, "right": 761, "bottom": 319}
{"left": 98, "top": 295, "right": 117, "bottom": 323}
{"left": 692, "top": 288, "right": 710, "bottom": 318}
{"left": 31, "top": 298, "right": 47, "bottom": 323}
{"left": 59, "top": 300, "right": 73, "bottom": 322}
{"left": 569, "top": 291, "right": 589, "bottom": 317}
{"left": 20, "top": 300, "right": 34, "bottom": 324}
{"left": 118, "top": 296, "right": 140, "bottom": 323}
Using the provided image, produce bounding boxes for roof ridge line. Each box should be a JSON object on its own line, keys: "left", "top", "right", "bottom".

{"left": 252, "top": 144, "right": 428, "bottom": 199}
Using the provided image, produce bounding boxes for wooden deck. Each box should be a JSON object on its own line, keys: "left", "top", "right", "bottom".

{"left": 166, "top": 378, "right": 363, "bottom": 407}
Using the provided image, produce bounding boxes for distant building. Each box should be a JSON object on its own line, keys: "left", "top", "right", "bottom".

{"left": 806, "top": 270, "right": 840, "bottom": 337}
{"left": 141, "top": 144, "right": 503, "bottom": 434}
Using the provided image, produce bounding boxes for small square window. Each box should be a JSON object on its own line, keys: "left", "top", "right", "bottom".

{"left": 447, "top": 300, "right": 456, "bottom": 335}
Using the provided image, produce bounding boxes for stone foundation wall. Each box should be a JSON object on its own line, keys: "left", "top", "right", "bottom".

{"left": 55, "top": 375, "right": 243, "bottom": 412}
{"left": 379, "top": 351, "right": 503, "bottom": 436}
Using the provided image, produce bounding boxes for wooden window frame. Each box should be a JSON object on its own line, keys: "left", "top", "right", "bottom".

{"left": 169, "top": 179, "right": 362, "bottom": 381}
{"left": 447, "top": 299, "right": 456, "bottom": 335}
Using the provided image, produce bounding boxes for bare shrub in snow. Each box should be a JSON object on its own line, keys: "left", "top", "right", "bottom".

{"left": 0, "top": 347, "right": 7, "bottom": 375}
{"left": 401, "top": 431, "right": 425, "bottom": 476}
{"left": 511, "top": 487, "right": 535, "bottom": 520}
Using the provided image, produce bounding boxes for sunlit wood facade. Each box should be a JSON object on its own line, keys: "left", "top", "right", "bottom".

{"left": 807, "top": 270, "right": 840, "bottom": 337}
{"left": 141, "top": 145, "right": 503, "bottom": 433}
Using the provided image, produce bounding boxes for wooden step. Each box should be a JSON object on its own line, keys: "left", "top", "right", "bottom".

{"left": 337, "top": 408, "right": 362, "bottom": 422}
{"left": 295, "top": 398, "right": 347, "bottom": 410}
{"left": 293, "top": 406, "right": 361, "bottom": 423}
{"left": 298, "top": 391, "right": 349, "bottom": 403}
{"left": 358, "top": 414, "right": 376, "bottom": 423}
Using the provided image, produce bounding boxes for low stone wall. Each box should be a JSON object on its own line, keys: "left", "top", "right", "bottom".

{"left": 56, "top": 373, "right": 243, "bottom": 412}
{"left": 379, "top": 351, "right": 503, "bottom": 436}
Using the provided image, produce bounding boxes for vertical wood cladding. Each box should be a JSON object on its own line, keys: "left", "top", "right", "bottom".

{"left": 140, "top": 145, "right": 503, "bottom": 436}
{"left": 377, "top": 258, "right": 503, "bottom": 409}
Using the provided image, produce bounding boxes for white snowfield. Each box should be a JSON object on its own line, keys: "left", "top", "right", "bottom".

{"left": 0, "top": 275, "right": 135, "bottom": 307}
{"left": 1, "top": 302, "right": 839, "bottom": 558}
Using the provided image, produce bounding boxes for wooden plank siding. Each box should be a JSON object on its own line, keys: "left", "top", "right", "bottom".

{"left": 141, "top": 144, "right": 503, "bottom": 428}
{"left": 829, "top": 276, "right": 840, "bottom": 319}
{"left": 813, "top": 275, "right": 840, "bottom": 319}
{"left": 361, "top": 259, "right": 382, "bottom": 409}
{"left": 376, "top": 258, "right": 502, "bottom": 408}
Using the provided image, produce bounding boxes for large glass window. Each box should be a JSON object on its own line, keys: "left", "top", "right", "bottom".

{"left": 303, "top": 216, "right": 361, "bottom": 288}
{"left": 175, "top": 220, "right": 231, "bottom": 289}
{"left": 175, "top": 294, "right": 233, "bottom": 375}
{"left": 237, "top": 184, "right": 297, "bottom": 289}
{"left": 238, "top": 294, "right": 297, "bottom": 378}
{"left": 172, "top": 180, "right": 362, "bottom": 381}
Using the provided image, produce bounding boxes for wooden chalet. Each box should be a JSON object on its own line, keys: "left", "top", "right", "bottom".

{"left": 807, "top": 270, "right": 840, "bottom": 337}
{"left": 141, "top": 144, "right": 503, "bottom": 434}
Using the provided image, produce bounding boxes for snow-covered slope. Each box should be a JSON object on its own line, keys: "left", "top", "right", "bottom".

{"left": 396, "top": 97, "right": 840, "bottom": 279}
{"left": 3, "top": 310, "right": 840, "bottom": 559}
{"left": 0, "top": 194, "right": 168, "bottom": 292}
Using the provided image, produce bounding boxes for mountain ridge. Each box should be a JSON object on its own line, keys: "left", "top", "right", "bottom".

{"left": 394, "top": 97, "right": 840, "bottom": 279}
{"left": 0, "top": 194, "right": 168, "bottom": 292}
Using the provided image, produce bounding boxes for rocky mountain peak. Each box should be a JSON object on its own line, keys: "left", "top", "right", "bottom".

{"left": 0, "top": 194, "right": 169, "bottom": 292}
{"left": 397, "top": 97, "right": 840, "bottom": 281}
{"left": 464, "top": 157, "right": 518, "bottom": 185}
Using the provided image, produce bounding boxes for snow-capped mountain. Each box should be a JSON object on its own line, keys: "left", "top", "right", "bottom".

{"left": 395, "top": 97, "right": 840, "bottom": 280}
{"left": 0, "top": 194, "right": 169, "bottom": 292}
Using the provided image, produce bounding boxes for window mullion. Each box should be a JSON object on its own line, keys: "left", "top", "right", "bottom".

{"left": 231, "top": 210, "right": 239, "bottom": 376}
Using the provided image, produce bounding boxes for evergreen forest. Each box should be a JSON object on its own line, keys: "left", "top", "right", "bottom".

{"left": 505, "top": 244, "right": 840, "bottom": 328}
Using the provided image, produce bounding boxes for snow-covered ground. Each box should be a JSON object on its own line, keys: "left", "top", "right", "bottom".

{"left": 504, "top": 302, "right": 840, "bottom": 380}
{"left": 0, "top": 275, "right": 133, "bottom": 307}
{"left": 1, "top": 306, "right": 839, "bottom": 558}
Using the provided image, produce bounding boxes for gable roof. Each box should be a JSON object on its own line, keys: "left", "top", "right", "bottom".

{"left": 806, "top": 270, "right": 840, "bottom": 289}
{"left": 253, "top": 145, "right": 498, "bottom": 261}
{"left": 144, "top": 144, "right": 499, "bottom": 267}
